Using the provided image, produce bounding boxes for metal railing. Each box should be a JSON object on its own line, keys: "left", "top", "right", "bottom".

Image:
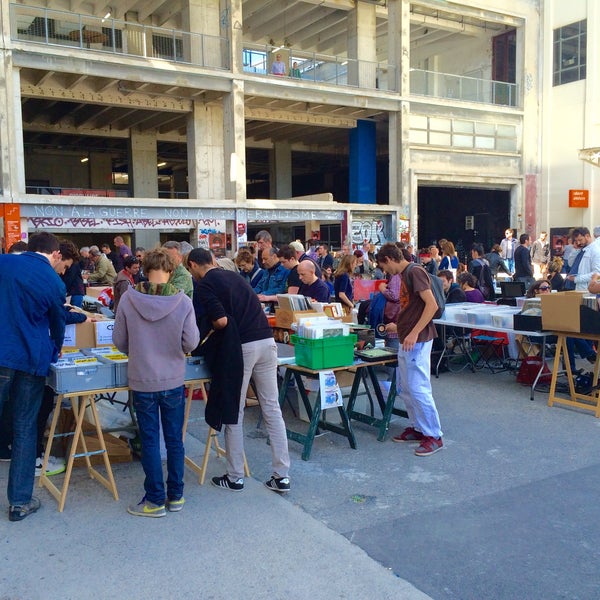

{"left": 410, "top": 68, "right": 519, "bottom": 107}
{"left": 10, "top": 4, "right": 229, "bottom": 70}
{"left": 243, "top": 44, "right": 395, "bottom": 91}
{"left": 25, "top": 186, "right": 129, "bottom": 197}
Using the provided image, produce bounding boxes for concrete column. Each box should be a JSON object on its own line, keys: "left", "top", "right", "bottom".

{"left": 349, "top": 120, "right": 376, "bottom": 204}
{"left": 133, "top": 229, "right": 160, "bottom": 251}
{"left": 269, "top": 142, "right": 292, "bottom": 199}
{"left": 387, "top": 0, "right": 410, "bottom": 94}
{"left": 223, "top": 80, "right": 246, "bottom": 202}
{"left": 347, "top": 2, "right": 377, "bottom": 88}
{"left": 187, "top": 100, "right": 225, "bottom": 200}
{"left": 182, "top": 0, "right": 222, "bottom": 67}
{"left": 0, "top": 63, "right": 25, "bottom": 196}
{"left": 89, "top": 152, "right": 113, "bottom": 191}
{"left": 124, "top": 13, "right": 150, "bottom": 57}
{"left": 129, "top": 128, "right": 158, "bottom": 198}
{"left": 388, "top": 0, "right": 410, "bottom": 221}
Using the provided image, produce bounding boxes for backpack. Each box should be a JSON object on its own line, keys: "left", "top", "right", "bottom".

{"left": 404, "top": 263, "right": 446, "bottom": 319}
{"left": 472, "top": 258, "right": 495, "bottom": 300}
{"left": 368, "top": 292, "right": 387, "bottom": 338}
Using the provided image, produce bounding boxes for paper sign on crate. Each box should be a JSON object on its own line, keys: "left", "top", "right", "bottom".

{"left": 95, "top": 320, "right": 115, "bottom": 346}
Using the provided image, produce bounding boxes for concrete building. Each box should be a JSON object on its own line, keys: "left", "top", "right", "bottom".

{"left": 542, "top": 0, "right": 599, "bottom": 251}
{"left": 0, "top": 0, "right": 542, "bottom": 256}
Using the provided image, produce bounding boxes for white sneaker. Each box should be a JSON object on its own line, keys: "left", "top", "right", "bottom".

{"left": 35, "top": 454, "right": 66, "bottom": 477}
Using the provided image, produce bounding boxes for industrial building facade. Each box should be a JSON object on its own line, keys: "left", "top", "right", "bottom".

{"left": 3, "top": 0, "right": 586, "bottom": 256}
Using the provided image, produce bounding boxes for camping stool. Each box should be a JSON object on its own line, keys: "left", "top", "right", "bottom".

{"left": 183, "top": 380, "right": 250, "bottom": 484}
{"left": 471, "top": 334, "right": 508, "bottom": 373}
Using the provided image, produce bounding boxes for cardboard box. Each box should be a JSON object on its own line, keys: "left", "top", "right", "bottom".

{"left": 275, "top": 308, "right": 323, "bottom": 329}
{"left": 62, "top": 309, "right": 113, "bottom": 350}
{"left": 540, "top": 291, "right": 586, "bottom": 332}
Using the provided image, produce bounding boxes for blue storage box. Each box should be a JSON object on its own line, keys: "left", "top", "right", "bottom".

{"left": 185, "top": 356, "right": 211, "bottom": 381}
{"left": 48, "top": 353, "right": 115, "bottom": 393}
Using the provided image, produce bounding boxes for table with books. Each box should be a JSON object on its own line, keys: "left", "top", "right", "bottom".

{"left": 434, "top": 302, "right": 553, "bottom": 400}
{"left": 278, "top": 331, "right": 405, "bottom": 460}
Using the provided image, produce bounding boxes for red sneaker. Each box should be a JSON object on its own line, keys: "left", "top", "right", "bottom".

{"left": 414, "top": 436, "right": 444, "bottom": 456}
{"left": 392, "top": 427, "right": 424, "bottom": 443}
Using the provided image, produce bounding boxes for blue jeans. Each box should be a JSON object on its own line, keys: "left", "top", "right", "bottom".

{"left": 132, "top": 386, "right": 186, "bottom": 505}
{"left": 396, "top": 340, "right": 443, "bottom": 439}
{"left": 566, "top": 338, "right": 596, "bottom": 369}
{"left": 0, "top": 367, "right": 45, "bottom": 506}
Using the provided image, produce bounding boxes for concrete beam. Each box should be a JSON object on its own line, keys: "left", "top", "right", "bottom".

{"left": 245, "top": 106, "right": 356, "bottom": 128}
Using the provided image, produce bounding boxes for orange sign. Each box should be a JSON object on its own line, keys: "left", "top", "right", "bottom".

{"left": 569, "top": 189, "right": 589, "bottom": 208}
{"left": 2, "top": 204, "right": 21, "bottom": 250}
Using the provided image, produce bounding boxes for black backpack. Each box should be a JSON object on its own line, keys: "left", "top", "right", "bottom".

{"left": 472, "top": 258, "right": 495, "bottom": 300}
{"left": 404, "top": 263, "right": 446, "bottom": 319}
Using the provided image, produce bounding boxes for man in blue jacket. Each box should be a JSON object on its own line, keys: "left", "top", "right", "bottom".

{"left": 0, "top": 231, "right": 66, "bottom": 521}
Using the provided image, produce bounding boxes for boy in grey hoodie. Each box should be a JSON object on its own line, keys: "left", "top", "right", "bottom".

{"left": 113, "top": 248, "right": 199, "bottom": 517}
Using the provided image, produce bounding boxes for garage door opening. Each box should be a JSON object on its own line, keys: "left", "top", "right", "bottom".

{"left": 418, "top": 186, "right": 510, "bottom": 262}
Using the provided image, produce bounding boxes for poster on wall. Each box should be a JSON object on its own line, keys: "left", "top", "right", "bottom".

{"left": 197, "top": 219, "right": 226, "bottom": 250}
{"left": 549, "top": 227, "right": 574, "bottom": 260}
{"left": 209, "top": 233, "right": 226, "bottom": 257}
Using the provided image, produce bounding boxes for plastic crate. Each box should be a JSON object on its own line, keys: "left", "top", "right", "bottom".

{"left": 185, "top": 356, "right": 211, "bottom": 381}
{"left": 290, "top": 334, "right": 357, "bottom": 369}
{"left": 81, "top": 347, "right": 129, "bottom": 387}
{"left": 48, "top": 354, "right": 115, "bottom": 393}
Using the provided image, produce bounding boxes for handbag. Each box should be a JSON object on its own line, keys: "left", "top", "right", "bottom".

{"left": 516, "top": 356, "right": 551, "bottom": 385}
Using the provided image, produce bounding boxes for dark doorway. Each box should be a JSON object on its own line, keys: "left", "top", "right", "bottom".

{"left": 418, "top": 186, "right": 510, "bottom": 263}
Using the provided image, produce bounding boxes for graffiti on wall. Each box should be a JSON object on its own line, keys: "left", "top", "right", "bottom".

{"left": 351, "top": 218, "right": 387, "bottom": 248}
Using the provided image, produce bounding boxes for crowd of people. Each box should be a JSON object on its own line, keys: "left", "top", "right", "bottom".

{"left": 2, "top": 224, "right": 599, "bottom": 522}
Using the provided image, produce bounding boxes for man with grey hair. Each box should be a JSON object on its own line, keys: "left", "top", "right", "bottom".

{"left": 86, "top": 246, "right": 117, "bottom": 285}
{"left": 163, "top": 241, "right": 193, "bottom": 299}
{"left": 593, "top": 226, "right": 600, "bottom": 239}
{"left": 255, "top": 230, "right": 273, "bottom": 252}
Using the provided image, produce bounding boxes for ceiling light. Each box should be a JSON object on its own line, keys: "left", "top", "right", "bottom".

{"left": 80, "top": 157, "right": 89, "bottom": 163}
{"left": 271, "top": 45, "right": 283, "bottom": 53}
{"left": 157, "top": 162, "right": 167, "bottom": 167}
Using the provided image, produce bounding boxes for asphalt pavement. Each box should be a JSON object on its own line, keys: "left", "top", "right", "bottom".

{"left": 2, "top": 357, "right": 600, "bottom": 599}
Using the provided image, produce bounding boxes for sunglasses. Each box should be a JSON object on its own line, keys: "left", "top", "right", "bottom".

{"left": 538, "top": 286, "right": 551, "bottom": 291}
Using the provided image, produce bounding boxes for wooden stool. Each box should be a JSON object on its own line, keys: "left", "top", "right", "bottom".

{"left": 39, "top": 388, "right": 125, "bottom": 512}
{"left": 183, "top": 380, "right": 250, "bottom": 484}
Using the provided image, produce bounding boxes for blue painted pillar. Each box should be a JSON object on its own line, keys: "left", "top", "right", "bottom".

{"left": 349, "top": 120, "right": 376, "bottom": 204}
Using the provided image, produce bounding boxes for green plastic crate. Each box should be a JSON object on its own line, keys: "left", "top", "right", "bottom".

{"left": 290, "top": 334, "right": 357, "bottom": 369}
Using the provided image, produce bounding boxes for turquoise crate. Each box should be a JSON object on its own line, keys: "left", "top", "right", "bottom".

{"left": 290, "top": 334, "right": 357, "bottom": 369}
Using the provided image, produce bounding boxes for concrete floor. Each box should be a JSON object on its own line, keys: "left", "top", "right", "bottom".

{"left": 2, "top": 359, "right": 600, "bottom": 599}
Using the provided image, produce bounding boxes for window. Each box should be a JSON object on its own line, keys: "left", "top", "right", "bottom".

{"left": 553, "top": 20, "right": 586, "bottom": 86}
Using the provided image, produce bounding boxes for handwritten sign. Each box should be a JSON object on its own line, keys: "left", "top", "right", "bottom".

{"left": 569, "top": 189, "right": 589, "bottom": 208}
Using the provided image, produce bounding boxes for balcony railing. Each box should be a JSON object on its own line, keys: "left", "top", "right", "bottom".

{"left": 10, "top": 4, "right": 229, "bottom": 70}
{"left": 243, "top": 44, "right": 395, "bottom": 91}
{"left": 410, "top": 69, "right": 519, "bottom": 107}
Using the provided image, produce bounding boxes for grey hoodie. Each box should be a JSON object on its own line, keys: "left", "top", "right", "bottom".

{"left": 113, "top": 287, "right": 200, "bottom": 392}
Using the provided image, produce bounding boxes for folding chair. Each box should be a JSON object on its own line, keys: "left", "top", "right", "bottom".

{"left": 471, "top": 333, "right": 509, "bottom": 373}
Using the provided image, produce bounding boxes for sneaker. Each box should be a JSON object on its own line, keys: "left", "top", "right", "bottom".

{"left": 127, "top": 497, "right": 166, "bottom": 518}
{"left": 414, "top": 436, "right": 444, "bottom": 457}
{"left": 35, "top": 454, "right": 66, "bottom": 477}
{"left": 166, "top": 497, "right": 185, "bottom": 512}
{"left": 9, "top": 496, "right": 41, "bottom": 522}
{"left": 265, "top": 475, "right": 290, "bottom": 494}
{"left": 392, "top": 427, "right": 424, "bottom": 444}
{"left": 211, "top": 474, "right": 244, "bottom": 492}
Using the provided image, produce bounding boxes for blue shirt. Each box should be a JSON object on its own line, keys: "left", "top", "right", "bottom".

{"left": 0, "top": 252, "right": 66, "bottom": 376}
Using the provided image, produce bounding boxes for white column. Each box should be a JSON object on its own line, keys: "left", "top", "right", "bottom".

{"left": 269, "top": 142, "right": 292, "bottom": 199}
{"left": 182, "top": 0, "right": 222, "bottom": 67}
{"left": 223, "top": 80, "right": 246, "bottom": 202}
{"left": 187, "top": 100, "right": 225, "bottom": 200}
{"left": 0, "top": 63, "right": 25, "bottom": 196}
{"left": 129, "top": 128, "right": 158, "bottom": 198}
{"left": 347, "top": 2, "right": 377, "bottom": 88}
{"left": 388, "top": 1, "right": 411, "bottom": 220}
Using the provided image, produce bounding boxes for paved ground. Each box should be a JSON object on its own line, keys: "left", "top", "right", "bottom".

{"left": 2, "top": 358, "right": 600, "bottom": 599}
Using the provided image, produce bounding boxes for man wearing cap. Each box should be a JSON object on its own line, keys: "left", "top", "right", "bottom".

{"left": 87, "top": 246, "right": 117, "bottom": 285}
{"left": 290, "top": 240, "right": 321, "bottom": 278}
